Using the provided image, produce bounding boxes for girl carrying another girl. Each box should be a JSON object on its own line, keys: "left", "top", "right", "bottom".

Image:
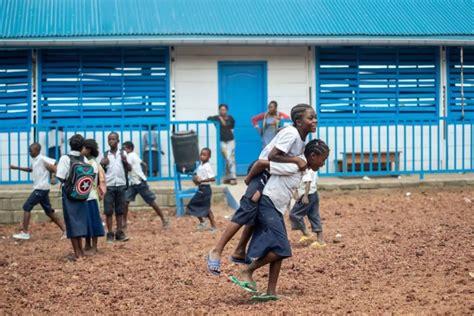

{"left": 229, "top": 139, "right": 330, "bottom": 302}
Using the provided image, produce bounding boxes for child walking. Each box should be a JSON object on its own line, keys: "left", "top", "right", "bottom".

{"left": 186, "top": 148, "right": 217, "bottom": 231}
{"left": 11, "top": 143, "right": 65, "bottom": 240}
{"left": 290, "top": 169, "right": 325, "bottom": 247}
{"left": 100, "top": 132, "right": 131, "bottom": 242}
{"left": 122, "top": 141, "right": 169, "bottom": 229}
{"left": 230, "top": 139, "right": 330, "bottom": 302}
{"left": 56, "top": 134, "right": 92, "bottom": 260}
{"left": 207, "top": 104, "right": 317, "bottom": 275}
{"left": 81, "top": 139, "right": 106, "bottom": 254}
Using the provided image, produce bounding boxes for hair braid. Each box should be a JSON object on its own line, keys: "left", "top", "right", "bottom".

{"left": 304, "top": 139, "right": 330, "bottom": 157}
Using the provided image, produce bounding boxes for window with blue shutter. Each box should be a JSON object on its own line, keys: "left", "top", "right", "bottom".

{"left": 38, "top": 47, "right": 170, "bottom": 124}
{"left": 0, "top": 50, "right": 32, "bottom": 128}
{"left": 447, "top": 47, "right": 474, "bottom": 119}
{"left": 316, "top": 47, "right": 439, "bottom": 120}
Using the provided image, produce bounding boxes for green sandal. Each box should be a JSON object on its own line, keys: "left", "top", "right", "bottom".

{"left": 228, "top": 275, "right": 257, "bottom": 293}
{"left": 251, "top": 293, "right": 279, "bottom": 302}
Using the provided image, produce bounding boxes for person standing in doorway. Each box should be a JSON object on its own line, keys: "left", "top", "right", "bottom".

{"left": 251, "top": 101, "right": 289, "bottom": 148}
{"left": 208, "top": 104, "right": 237, "bottom": 185}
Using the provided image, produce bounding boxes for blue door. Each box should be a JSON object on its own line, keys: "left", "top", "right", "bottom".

{"left": 218, "top": 61, "right": 267, "bottom": 175}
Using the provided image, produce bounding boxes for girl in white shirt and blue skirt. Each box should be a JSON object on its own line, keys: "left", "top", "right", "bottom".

{"left": 229, "top": 139, "right": 330, "bottom": 302}
{"left": 186, "top": 148, "right": 217, "bottom": 231}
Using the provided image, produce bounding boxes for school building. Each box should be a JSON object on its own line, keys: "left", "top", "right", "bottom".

{"left": 0, "top": 0, "right": 473, "bottom": 183}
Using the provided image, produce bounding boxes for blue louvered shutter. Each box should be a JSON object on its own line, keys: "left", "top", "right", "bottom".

{"left": 316, "top": 47, "right": 439, "bottom": 119}
{"left": 0, "top": 50, "right": 31, "bottom": 128}
{"left": 38, "top": 48, "right": 169, "bottom": 124}
{"left": 447, "top": 47, "right": 474, "bottom": 119}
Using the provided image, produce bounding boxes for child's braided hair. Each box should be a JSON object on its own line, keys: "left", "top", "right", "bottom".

{"left": 304, "top": 138, "right": 330, "bottom": 157}
{"left": 290, "top": 104, "right": 313, "bottom": 126}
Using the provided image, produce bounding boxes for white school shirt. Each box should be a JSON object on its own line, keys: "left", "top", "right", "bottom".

{"left": 297, "top": 169, "right": 318, "bottom": 197}
{"left": 56, "top": 151, "right": 82, "bottom": 181}
{"left": 31, "top": 154, "right": 56, "bottom": 190}
{"left": 100, "top": 150, "right": 128, "bottom": 187}
{"left": 263, "top": 156, "right": 306, "bottom": 215}
{"left": 196, "top": 162, "right": 215, "bottom": 184}
{"left": 85, "top": 158, "right": 99, "bottom": 201}
{"left": 259, "top": 125, "right": 305, "bottom": 159}
{"left": 47, "top": 129, "right": 64, "bottom": 148}
{"left": 127, "top": 151, "right": 147, "bottom": 185}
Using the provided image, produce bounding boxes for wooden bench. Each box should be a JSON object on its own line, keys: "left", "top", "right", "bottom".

{"left": 337, "top": 151, "right": 400, "bottom": 172}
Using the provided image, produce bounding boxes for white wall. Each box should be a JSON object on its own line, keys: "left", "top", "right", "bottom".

{"left": 172, "top": 45, "right": 311, "bottom": 120}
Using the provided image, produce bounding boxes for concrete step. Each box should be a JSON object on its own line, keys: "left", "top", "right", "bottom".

{"left": 0, "top": 185, "right": 227, "bottom": 224}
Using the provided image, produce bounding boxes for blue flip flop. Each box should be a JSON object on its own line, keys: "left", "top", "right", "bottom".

{"left": 206, "top": 255, "right": 221, "bottom": 276}
{"left": 229, "top": 255, "right": 252, "bottom": 265}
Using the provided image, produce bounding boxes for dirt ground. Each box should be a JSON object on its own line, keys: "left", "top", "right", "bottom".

{"left": 0, "top": 187, "right": 473, "bottom": 314}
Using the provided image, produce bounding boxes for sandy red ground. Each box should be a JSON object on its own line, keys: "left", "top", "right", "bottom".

{"left": 0, "top": 187, "right": 473, "bottom": 314}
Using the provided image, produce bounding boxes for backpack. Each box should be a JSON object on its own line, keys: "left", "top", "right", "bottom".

{"left": 103, "top": 150, "right": 129, "bottom": 188}
{"left": 64, "top": 155, "right": 95, "bottom": 201}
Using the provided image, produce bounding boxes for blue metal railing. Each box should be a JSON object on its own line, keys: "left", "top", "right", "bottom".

{"left": 0, "top": 121, "right": 222, "bottom": 185}
{"left": 0, "top": 117, "right": 472, "bottom": 184}
{"left": 315, "top": 117, "right": 474, "bottom": 178}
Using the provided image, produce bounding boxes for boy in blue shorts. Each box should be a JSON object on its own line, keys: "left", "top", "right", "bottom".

{"left": 123, "top": 141, "right": 169, "bottom": 229}
{"left": 11, "top": 143, "right": 65, "bottom": 240}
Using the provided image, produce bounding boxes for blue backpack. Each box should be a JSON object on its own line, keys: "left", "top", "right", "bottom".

{"left": 64, "top": 155, "right": 95, "bottom": 201}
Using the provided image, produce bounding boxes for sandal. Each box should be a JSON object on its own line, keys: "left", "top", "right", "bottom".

{"left": 251, "top": 293, "right": 279, "bottom": 302}
{"left": 229, "top": 255, "right": 252, "bottom": 265}
{"left": 310, "top": 241, "right": 327, "bottom": 248}
{"left": 206, "top": 255, "right": 221, "bottom": 276}
{"left": 229, "top": 275, "right": 257, "bottom": 293}
{"left": 298, "top": 236, "right": 313, "bottom": 245}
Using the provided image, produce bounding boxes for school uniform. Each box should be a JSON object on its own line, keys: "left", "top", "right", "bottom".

{"left": 231, "top": 125, "right": 305, "bottom": 226}
{"left": 247, "top": 159, "right": 305, "bottom": 259}
{"left": 290, "top": 169, "right": 322, "bottom": 233}
{"left": 56, "top": 151, "right": 89, "bottom": 239}
{"left": 47, "top": 129, "right": 64, "bottom": 160}
{"left": 101, "top": 150, "right": 128, "bottom": 216}
{"left": 23, "top": 154, "right": 56, "bottom": 214}
{"left": 126, "top": 152, "right": 156, "bottom": 205}
{"left": 186, "top": 162, "right": 215, "bottom": 218}
{"left": 85, "top": 158, "right": 105, "bottom": 238}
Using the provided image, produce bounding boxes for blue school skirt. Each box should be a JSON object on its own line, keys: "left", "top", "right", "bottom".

{"left": 247, "top": 195, "right": 292, "bottom": 260}
{"left": 62, "top": 189, "right": 89, "bottom": 239}
{"left": 86, "top": 199, "right": 105, "bottom": 238}
{"left": 231, "top": 161, "right": 270, "bottom": 226}
{"left": 186, "top": 184, "right": 212, "bottom": 217}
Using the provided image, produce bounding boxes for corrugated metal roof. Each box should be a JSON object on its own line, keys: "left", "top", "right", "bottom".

{"left": 0, "top": 0, "right": 473, "bottom": 39}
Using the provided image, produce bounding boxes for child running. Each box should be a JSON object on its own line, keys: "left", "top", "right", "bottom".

{"left": 207, "top": 104, "right": 316, "bottom": 275}
{"left": 186, "top": 148, "right": 217, "bottom": 231}
{"left": 81, "top": 139, "right": 106, "bottom": 254}
{"left": 100, "top": 132, "right": 131, "bottom": 242}
{"left": 290, "top": 168, "right": 326, "bottom": 247}
{"left": 229, "top": 139, "right": 330, "bottom": 302}
{"left": 11, "top": 143, "right": 65, "bottom": 240}
{"left": 122, "top": 141, "right": 170, "bottom": 229}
